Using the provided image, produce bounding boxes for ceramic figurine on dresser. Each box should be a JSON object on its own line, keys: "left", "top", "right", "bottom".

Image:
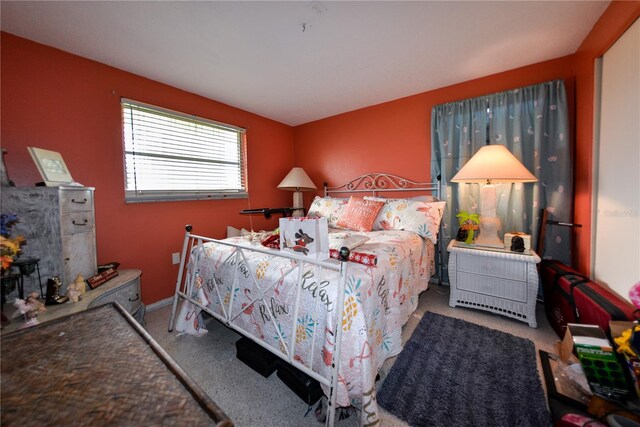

{"left": 13, "top": 291, "right": 46, "bottom": 326}
{"left": 0, "top": 186, "right": 97, "bottom": 298}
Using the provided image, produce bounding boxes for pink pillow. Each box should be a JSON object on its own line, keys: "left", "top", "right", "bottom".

{"left": 336, "top": 197, "right": 385, "bottom": 232}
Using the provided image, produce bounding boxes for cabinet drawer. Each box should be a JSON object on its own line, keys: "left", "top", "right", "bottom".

{"left": 88, "top": 278, "right": 142, "bottom": 314}
{"left": 457, "top": 272, "right": 528, "bottom": 302}
{"left": 61, "top": 189, "right": 93, "bottom": 212}
{"left": 61, "top": 212, "right": 95, "bottom": 236}
{"left": 457, "top": 254, "right": 526, "bottom": 281}
{"left": 62, "top": 232, "right": 97, "bottom": 281}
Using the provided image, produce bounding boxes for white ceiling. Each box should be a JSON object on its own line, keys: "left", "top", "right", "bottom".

{"left": 1, "top": 1, "right": 609, "bottom": 126}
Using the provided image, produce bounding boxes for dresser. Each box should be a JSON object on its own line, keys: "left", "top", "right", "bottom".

{"left": 447, "top": 240, "right": 541, "bottom": 327}
{"left": 2, "top": 269, "right": 144, "bottom": 334}
{"left": 1, "top": 186, "right": 97, "bottom": 294}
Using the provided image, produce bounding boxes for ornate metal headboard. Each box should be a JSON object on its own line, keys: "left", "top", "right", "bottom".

{"left": 324, "top": 173, "right": 440, "bottom": 200}
{"left": 324, "top": 173, "right": 444, "bottom": 284}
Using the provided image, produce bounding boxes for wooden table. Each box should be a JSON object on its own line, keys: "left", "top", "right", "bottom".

{"left": 1, "top": 303, "right": 232, "bottom": 427}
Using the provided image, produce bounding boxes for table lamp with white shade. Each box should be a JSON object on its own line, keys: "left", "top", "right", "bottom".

{"left": 277, "top": 167, "right": 317, "bottom": 215}
{"left": 451, "top": 144, "right": 537, "bottom": 247}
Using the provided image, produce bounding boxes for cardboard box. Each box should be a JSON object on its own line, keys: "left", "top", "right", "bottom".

{"left": 610, "top": 321, "right": 640, "bottom": 399}
{"left": 561, "top": 323, "right": 629, "bottom": 400}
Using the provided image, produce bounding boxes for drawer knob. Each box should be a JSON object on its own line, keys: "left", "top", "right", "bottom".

{"left": 72, "top": 219, "right": 89, "bottom": 226}
{"left": 71, "top": 198, "right": 87, "bottom": 204}
{"left": 128, "top": 293, "right": 140, "bottom": 302}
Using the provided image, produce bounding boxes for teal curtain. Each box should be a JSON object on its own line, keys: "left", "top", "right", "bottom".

{"left": 431, "top": 80, "right": 572, "bottom": 282}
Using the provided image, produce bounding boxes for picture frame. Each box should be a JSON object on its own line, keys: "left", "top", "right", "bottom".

{"left": 539, "top": 350, "right": 589, "bottom": 412}
{"left": 86, "top": 268, "right": 119, "bottom": 290}
{"left": 27, "top": 147, "right": 74, "bottom": 186}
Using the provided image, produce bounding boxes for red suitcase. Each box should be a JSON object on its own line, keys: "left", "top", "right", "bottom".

{"left": 540, "top": 259, "right": 636, "bottom": 338}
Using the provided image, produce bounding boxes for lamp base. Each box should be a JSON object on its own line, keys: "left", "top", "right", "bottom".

{"left": 292, "top": 191, "right": 304, "bottom": 218}
{"left": 475, "top": 216, "right": 503, "bottom": 248}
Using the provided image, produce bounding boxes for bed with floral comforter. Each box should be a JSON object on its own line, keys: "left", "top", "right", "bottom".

{"left": 174, "top": 227, "right": 434, "bottom": 425}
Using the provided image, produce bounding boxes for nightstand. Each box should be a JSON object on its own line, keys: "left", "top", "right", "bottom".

{"left": 1, "top": 269, "right": 144, "bottom": 334}
{"left": 447, "top": 241, "right": 541, "bottom": 327}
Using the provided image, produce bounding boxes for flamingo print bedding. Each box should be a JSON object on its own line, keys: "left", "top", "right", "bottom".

{"left": 174, "top": 228, "right": 434, "bottom": 425}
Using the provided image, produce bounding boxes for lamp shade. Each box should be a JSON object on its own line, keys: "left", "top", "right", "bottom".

{"left": 277, "top": 167, "right": 317, "bottom": 191}
{"left": 451, "top": 145, "right": 537, "bottom": 183}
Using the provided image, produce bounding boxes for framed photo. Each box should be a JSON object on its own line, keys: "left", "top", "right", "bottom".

{"left": 539, "top": 350, "right": 589, "bottom": 411}
{"left": 27, "top": 147, "right": 73, "bottom": 186}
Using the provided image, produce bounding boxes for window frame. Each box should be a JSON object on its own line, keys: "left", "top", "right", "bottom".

{"left": 121, "top": 99, "right": 248, "bottom": 203}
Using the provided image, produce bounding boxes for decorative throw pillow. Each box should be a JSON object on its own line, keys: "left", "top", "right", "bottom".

{"left": 372, "top": 199, "right": 446, "bottom": 243}
{"left": 336, "top": 197, "right": 385, "bottom": 232}
{"left": 307, "top": 196, "right": 349, "bottom": 228}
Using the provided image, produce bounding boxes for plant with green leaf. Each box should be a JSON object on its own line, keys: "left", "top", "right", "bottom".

{"left": 456, "top": 210, "right": 480, "bottom": 244}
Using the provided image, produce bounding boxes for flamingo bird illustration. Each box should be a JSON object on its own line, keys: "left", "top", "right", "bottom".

{"left": 417, "top": 205, "right": 439, "bottom": 222}
{"left": 380, "top": 216, "right": 400, "bottom": 230}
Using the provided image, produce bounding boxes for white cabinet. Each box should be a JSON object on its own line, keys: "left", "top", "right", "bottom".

{"left": 1, "top": 186, "right": 97, "bottom": 293}
{"left": 447, "top": 240, "right": 541, "bottom": 327}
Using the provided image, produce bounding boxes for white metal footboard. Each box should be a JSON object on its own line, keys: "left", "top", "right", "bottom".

{"left": 168, "top": 225, "right": 350, "bottom": 427}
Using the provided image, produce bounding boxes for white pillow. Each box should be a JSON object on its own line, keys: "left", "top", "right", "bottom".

{"left": 371, "top": 199, "right": 446, "bottom": 243}
{"left": 307, "top": 196, "right": 349, "bottom": 227}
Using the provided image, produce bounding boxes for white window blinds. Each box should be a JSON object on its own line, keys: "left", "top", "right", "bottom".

{"left": 122, "top": 99, "right": 247, "bottom": 203}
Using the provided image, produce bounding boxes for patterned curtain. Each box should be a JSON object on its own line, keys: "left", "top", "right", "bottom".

{"left": 431, "top": 80, "right": 572, "bottom": 283}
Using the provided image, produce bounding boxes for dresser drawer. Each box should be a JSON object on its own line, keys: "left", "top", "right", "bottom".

{"left": 457, "top": 272, "right": 528, "bottom": 302}
{"left": 61, "top": 212, "right": 95, "bottom": 236}
{"left": 88, "top": 277, "right": 142, "bottom": 314}
{"left": 60, "top": 189, "right": 93, "bottom": 213}
{"left": 457, "top": 253, "right": 527, "bottom": 281}
{"left": 62, "top": 232, "right": 97, "bottom": 281}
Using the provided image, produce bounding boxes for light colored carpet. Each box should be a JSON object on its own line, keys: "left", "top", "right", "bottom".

{"left": 144, "top": 284, "right": 559, "bottom": 426}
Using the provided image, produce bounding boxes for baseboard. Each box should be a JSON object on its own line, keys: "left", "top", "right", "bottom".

{"left": 146, "top": 296, "right": 174, "bottom": 312}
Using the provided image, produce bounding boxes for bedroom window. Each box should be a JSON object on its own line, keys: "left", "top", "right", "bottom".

{"left": 121, "top": 99, "right": 247, "bottom": 203}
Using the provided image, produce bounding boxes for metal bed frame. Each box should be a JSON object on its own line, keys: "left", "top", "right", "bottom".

{"left": 168, "top": 173, "right": 443, "bottom": 426}
{"left": 324, "top": 173, "right": 444, "bottom": 283}
{"left": 169, "top": 227, "right": 349, "bottom": 426}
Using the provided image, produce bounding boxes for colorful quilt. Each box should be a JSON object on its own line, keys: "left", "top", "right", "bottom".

{"left": 174, "top": 229, "right": 434, "bottom": 425}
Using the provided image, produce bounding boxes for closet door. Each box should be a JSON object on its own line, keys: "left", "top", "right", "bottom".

{"left": 593, "top": 18, "right": 639, "bottom": 300}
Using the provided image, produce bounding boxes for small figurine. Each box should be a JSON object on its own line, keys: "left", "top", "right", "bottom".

{"left": 45, "top": 276, "right": 69, "bottom": 305}
{"left": 455, "top": 227, "right": 468, "bottom": 242}
{"left": 67, "top": 281, "right": 81, "bottom": 303}
{"left": 74, "top": 273, "right": 86, "bottom": 295}
{"left": 67, "top": 274, "right": 86, "bottom": 303}
{"left": 13, "top": 291, "right": 46, "bottom": 326}
{"left": 456, "top": 211, "right": 480, "bottom": 245}
{"left": 510, "top": 236, "right": 525, "bottom": 252}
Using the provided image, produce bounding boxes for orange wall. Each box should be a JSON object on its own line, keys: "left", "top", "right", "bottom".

{"left": 294, "top": 1, "right": 640, "bottom": 275}
{"left": 294, "top": 55, "right": 575, "bottom": 184}
{"left": 1, "top": 32, "right": 294, "bottom": 304}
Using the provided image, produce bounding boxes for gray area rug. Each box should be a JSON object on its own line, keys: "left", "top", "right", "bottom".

{"left": 378, "top": 312, "right": 551, "bottom": 427}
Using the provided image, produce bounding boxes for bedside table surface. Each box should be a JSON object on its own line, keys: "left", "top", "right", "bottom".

{"left": 448, "top": 240, "right": 541, "bottom": 263}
